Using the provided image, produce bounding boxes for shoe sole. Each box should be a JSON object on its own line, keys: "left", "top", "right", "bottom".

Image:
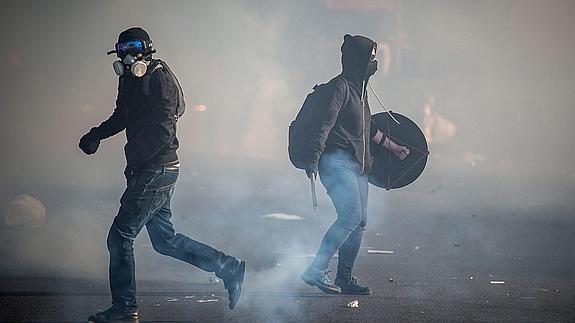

{"left": 300, "top": 274, "right": 341, "bottom": 294}
{"left": 228, "top": 260, "right": 246, "bottom": 310}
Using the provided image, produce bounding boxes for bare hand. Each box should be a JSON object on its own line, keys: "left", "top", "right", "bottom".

{"left": 393, "top": 146, "right": 410, "bottom": 160}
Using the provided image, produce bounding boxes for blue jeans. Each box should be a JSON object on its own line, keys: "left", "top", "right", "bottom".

{"left": 311, "top": 150, "right": 368, "bottom": 278}
{"left": 107, "top": 164, "right": 235, "bottom": 310}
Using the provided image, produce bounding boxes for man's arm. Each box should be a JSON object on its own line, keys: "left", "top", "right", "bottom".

{"left": 94, "top": 79, "right": 128, "bottom": 139}
{"left": 370, "top": 119, "right": 385, "bottom": 145}
{"left": 306, "top": 79, "right": 348, "bottom": 178}
{"left": 370, "top": 123, "right": 410, "bottom": 160}
{"left": 79, "top": 86, "right": 126, "bottom": 155}
{"left": 92, "top": 107, "right": 126, "bottom": 140}
{"left": 125, "top": 70, "right": 178, "bottom": 169}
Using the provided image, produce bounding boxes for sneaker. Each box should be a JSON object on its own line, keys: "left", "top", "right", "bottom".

{"left": 87, "top": 306, "right": 138, "bottom": 322}
{"left": 300, "top": 267, "right": 341, "bottom": 294}
{"left": 335, "top": 276, "right": 372, "bottom": 295}
{"left": 219, "top": 259, "right": 246, "bottom": 309}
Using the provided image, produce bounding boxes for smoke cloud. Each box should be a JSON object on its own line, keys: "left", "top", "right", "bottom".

{"left": 1, "top": 1, "right": 574, "bottom": 320}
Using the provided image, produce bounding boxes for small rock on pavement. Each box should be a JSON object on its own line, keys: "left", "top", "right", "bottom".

{"left": 346, "top": 300, "right": 359, "bottom": 308}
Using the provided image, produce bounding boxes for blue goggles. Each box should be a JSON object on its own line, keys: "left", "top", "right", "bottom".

{"left": 115, "top": 40, "right": 146, "bottom": 56}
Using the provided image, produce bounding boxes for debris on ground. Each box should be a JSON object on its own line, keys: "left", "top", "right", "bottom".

{"left": 470, "top": 276, "right": 474, "bottom": 280}
{"left": 165, "top": 298, "right": 179, "bottom": 302}
{"left": 453, "top": 243, "right": 461, "bottom": 247}
{"left": 184, "top": 296, "right": 195, "bottom": 299}
{"left": 197, "top": 299, "right": 218, "bottom": 303}
{"left": 208, "top": 276, "right": 220, "bottom": 284}
{"left": 346, "top": 300, "right": 359, "bottom": 308}
{"left": 490, "top": 281, "right": 506, "bottom": 285}
{"left": 367, "top": 249, "right": 394, "bottom": 255}
{"left": 389, "top": 278, "right": 394, "bottom": 282}
{"left": 261, "top": 213, "right": 304, "bottom": 221}
{"left": 414, "top": 246, "right": 420, "bottom": 250}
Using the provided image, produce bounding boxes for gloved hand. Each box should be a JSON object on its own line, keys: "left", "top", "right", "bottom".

{"left": 79, "top": 129, "right": 100, "bottom": 155}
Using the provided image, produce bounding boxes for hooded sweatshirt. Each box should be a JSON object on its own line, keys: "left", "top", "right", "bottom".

{"left": 89, "top": 59, "right": 180, "bottom": 170}
{"left": 307, "top": 34, "right": 380, "bottom": 174}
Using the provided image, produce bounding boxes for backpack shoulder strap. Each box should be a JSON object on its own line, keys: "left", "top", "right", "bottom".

{"left": 142, "top": 62, "right": 164, "bottom": 97}
{"left": 157, "top": 59, "right": 186, "bottom": 120}
{"left": 332, "top": 75, "right": 351, "bottom": 110}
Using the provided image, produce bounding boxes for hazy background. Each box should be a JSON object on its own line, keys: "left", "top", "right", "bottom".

{"left": 0, "top": 0, "right": 574, "bottom": 289}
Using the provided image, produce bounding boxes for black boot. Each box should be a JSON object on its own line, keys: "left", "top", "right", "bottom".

{"left": 87, "top": 306, "right": 138, "bottom": 322}
{"left": 335, "top": 276, "right": 372, "bottom": 295}
{"left": 300, "top": 267, "right": 341, "bottom": 294}
{"left": 217, "top": 257, "right": 246, "bottom": 309}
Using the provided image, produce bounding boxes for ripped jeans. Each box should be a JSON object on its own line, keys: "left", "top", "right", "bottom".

{"left": 311, "top": 150, "right": 368, "bottom": 279}
{"left": 106, "top": 164, "right": 235, "bottom": 310}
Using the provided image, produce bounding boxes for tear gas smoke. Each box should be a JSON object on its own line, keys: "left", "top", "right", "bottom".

{"left": 1, "top": 1, "right": 575, "bottom": 321}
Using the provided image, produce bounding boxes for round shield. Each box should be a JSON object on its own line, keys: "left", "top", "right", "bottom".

{"left": 369, "top": 112, "right": 429, "bottom": 190}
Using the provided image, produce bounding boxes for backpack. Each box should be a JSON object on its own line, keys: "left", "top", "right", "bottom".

{"left": 288, "top": 77, "right": 349, "bottom": 170}
{"left": 142, "top": 59, "right": 186, "bottom": 121}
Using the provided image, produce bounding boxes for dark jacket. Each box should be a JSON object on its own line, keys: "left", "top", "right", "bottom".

{"left": 308, "top": 35, "right": 380, "bottom": 174}
{"left": 91, "top": 59, "right": 180, "bottom": 169}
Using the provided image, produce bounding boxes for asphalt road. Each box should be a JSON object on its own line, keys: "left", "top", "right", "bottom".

{"left": 2, "top": 210, "right": 574, "bottom": 322}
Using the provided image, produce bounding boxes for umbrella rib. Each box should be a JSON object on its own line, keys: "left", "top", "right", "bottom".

{"left": 390, "top": 154, "right": 427, "bottom": 188}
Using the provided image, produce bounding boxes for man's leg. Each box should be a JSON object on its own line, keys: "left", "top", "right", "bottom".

{"left": 145, "top": 167, "right": 245, "bottom": 309}
{"left": 311, "top": 161, "right": 363, "bottom": 271}
{"left": 89, "top": 169, "right": 163, "bottom": 322}
{"left": 301, "top": 151, "right": 363, "bottom": 294}
{"left": 146, "top": 187, "right": 238, "bottom": 276}
{"left": 337, "top": 173, "right": 368, "bottom": 278}
{"left": 107, "top": 171, "right": 163, "bottom": 310}
{"left": 335, "top": 173, "right": 371, "bottom": 294}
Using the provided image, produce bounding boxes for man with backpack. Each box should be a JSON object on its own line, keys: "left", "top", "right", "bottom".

{"left": 79, "top": 27, "right": 245, "bottom": 322}
{"left": 291, "top": 34, "right": 409, "bottom": 295}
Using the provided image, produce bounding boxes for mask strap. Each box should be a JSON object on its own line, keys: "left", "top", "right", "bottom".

{"left": 368, "top": 82, "right": 400, "bottom": 125}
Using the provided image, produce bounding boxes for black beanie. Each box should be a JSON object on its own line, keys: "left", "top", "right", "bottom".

{"left": 118, "top": 27, "right": 151, "bottom": 43}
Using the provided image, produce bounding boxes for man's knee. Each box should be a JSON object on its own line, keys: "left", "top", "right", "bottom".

{"left": 107, "top": 223, "right": 134, "bottom": 255}
{"left": 151, "top": 239, "right": 173, "bottom": 256}
{"left": 338, "top": 209, "right": 363, "bottom": 231}
{"left": 149, "top": 233, "right": 178, "bottom": 256}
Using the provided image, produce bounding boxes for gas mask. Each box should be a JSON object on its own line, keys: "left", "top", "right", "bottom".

{"left": 365, "top": 60, "right": 378, "bottom": 79}
{"left": 112, "top": 54, "right": 148, "bottom": 78}
{"left": 107, "top": 39, "right": 155, "bottom": 78}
